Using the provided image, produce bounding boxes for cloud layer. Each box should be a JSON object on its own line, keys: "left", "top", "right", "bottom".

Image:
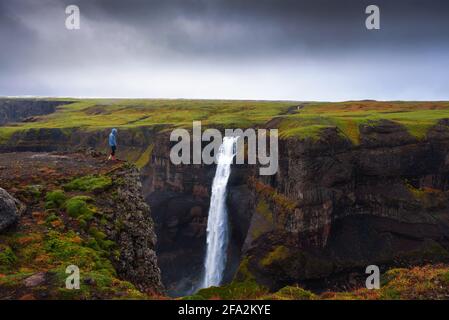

{"left": 1, "top": 0, "right": 448, "bottom": 100}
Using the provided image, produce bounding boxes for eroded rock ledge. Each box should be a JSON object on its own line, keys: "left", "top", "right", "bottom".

{"left": 0, "top": 151, "right": 162, "bottom": 299}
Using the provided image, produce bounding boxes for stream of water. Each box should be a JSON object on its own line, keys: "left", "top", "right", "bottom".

{"left": 200, "top": 136, "right": 238, "bottom": 289}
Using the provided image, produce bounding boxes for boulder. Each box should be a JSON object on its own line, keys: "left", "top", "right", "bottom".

{"left": 24, "top": 272, "right": 46, "bottom": 287}
{"left": 0, "top": 188, "right": 23, "bottom": 232}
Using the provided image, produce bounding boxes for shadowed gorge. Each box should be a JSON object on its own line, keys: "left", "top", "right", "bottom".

{"left": 0, "top": 99, "right": 73, "bottom": 126}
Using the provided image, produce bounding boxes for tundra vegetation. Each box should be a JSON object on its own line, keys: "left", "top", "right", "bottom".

{"left": 1, "top": 99, "right": 449, "bottom": 144}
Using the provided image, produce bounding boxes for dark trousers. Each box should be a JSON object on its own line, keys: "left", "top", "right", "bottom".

{"left": 110, "top": 146, "right": 116, "bottom": 156}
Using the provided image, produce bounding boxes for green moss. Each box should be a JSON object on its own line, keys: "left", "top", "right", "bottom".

{"left": 0, "top": 245, "right": 17, "bottom": 273}
{"left": 45, "top": 190, "right": 67, "bottom": 209}
{"left": 0, "top": 272, "right": 33, "bottom": 287}
{"left": 65, "top": 196, "right": 95, "bottom": 220}
{"left": 45, "top": 213, "right": 58, "bottom": 224}
{"left": 249, "top": 200, "right": 274, "bottom": 240}
{"left": 135, "top": 144, "right": 154, "bottom": 169}
{"left": 405, "top": 182, "right": 447, "bottom": 209}
{"left": 268, "top": 286, "right": 316, "bottom": 300}
{"left": 85, "top": 238, "right": 101, "bottom": 251}
{"left": 234, "top": 257, "right": 255, "bottom": 282}
{"left": 249, "top": 178, "right": 297, "bottom": 216}
{"left": 256, "top": 199, "right": 273, "bottom": 223}
{"left": 87, "top": 227, "right": 115, "bottom": 251}
{"left": 24, "top": 185, "right": 43, "bottom": 199}
{"left": 50, "top": 266, "right": 145, "bottom": 300}
{"left": 380, "top": 287, "right": 401, "bottom": 300}
{"left": 88, "top": 226, "right": 106, "bottom": 240}
{"left": 64, "top": 175, "right": 112, "bottom": 192}
{"left": 441, "top": 271, "right": 449, "bottom": 285}
{"left": 185, "top": 280, "right": 268, "bottom": 300}
{"left": 381, "top": 268, "right": 407, "bottom": 287}
{"left": 100, "top": 217, "right": 108, "bottom": 226}
{"left": 276, "top": 101, "right": 449, "bottom": 142}
{"left": 0, "top": 126, "right": 26, "bottom": 144}
{"left": 0, "top": 179, "right": 146, "bottom": 300}
{"left": 114, "top": 219, "right": 125, "bottom": 232}
{"left": 44, "top": 230, "right": 115, "bottom": 274}
{"left": 260, "top": 246, "right": 290, "bottom": 267}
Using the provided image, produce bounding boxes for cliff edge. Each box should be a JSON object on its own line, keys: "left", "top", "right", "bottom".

{"left": 0, "top": 151, "right": 163, "bottom": 299}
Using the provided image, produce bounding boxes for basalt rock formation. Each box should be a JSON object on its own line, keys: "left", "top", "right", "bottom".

{"left": 0, "top": 99, "right": 72, "bottom": 125}
{"left": 104, "top": 164, "right": 163, "bottom": 293}
{"left": 238, "top": 120, "right": 449, "bottom": 291}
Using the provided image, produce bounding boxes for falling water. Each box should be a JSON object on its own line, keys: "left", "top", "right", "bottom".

{"left": 200, "top": 136, "right": 238, "bottom": 289}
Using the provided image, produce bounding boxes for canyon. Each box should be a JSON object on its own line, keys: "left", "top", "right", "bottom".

{"left": 1, "top": 99, "right": 449, "bottom": 298}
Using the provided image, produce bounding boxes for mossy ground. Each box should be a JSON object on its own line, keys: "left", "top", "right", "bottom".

{"left": 0, "top": 156, "right": 153, "bottom": 300}
{"left": 0, "top": 226, "right": 145, "bottom": 299}
{"left": 276, "top": 101, "right": 449, "bottom": 143}
{"left": 184, "top": 264, "right": 449, "bottom": 300}
{"left": 135, "top": 144, "right": 154, "bottom": 169}
{"left": 63, "top": 175, "right": 112, "bottom": 192}
{"left": 320, "top": 264, "right": 449, "bottom": 300}
{"left": 184, "top": 280, "right": 269, "bottom": 300}
{"left": 1, "top": 99, "right": 449, "bottom": 146}
{"left": 248, "top": 177, "right": 297, "bottom": 218}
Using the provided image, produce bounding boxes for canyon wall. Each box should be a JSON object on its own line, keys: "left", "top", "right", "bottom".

{"left": 0, "top": 99, "right": 72, "bottom": 125}
{"left": 239, "top": 120, "right": 449, "bottom": 291}
{"left": 139, "top": 120, "right": 449, "bottom": 294}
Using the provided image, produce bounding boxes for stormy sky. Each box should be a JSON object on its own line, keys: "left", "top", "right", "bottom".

{"left": 0, "top": 0, "right": 448, "bottom": 100}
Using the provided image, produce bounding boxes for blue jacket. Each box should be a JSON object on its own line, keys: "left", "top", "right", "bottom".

{"left": 109, "top": 129, "right": 117, "bottom": 147}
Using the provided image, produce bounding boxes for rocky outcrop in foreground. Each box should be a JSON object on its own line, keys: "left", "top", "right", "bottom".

{"left": 0, "top": 152, "right": 162, "bottom": 299}
{"left": 102, "top": 165, "right": 163, "bottom": 293}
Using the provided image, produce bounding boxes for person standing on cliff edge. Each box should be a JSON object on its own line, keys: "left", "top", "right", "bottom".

{"left": 108, "top": 128, "right": 118, "bottom": 161}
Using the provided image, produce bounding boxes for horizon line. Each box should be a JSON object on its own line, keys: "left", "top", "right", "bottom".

{"left": 1, "top": 96, "right": 448, "bottom": 103}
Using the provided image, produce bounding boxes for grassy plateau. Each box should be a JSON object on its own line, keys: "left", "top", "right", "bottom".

{"left": 2, "top": 99, "right": 449, "bottom": 144}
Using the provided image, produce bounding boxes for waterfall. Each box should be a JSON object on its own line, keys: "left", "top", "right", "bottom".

{"left": 200, "top": 136, "right": 238, "bottom": 289}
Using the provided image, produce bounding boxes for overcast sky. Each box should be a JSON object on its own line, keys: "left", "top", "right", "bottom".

{"left": 0, "top": 0, "right": 448, "bottom": 100}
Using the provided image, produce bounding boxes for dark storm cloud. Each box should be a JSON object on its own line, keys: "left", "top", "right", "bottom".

{"left": 0, "top": 0, "right": 448, "bottom": 99}
{"left": 68, "top": 0, "right": 449, "bottom": 55}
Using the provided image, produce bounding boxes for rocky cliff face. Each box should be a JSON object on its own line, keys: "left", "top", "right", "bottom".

{"left": 239, "top": 120, "right": 449, "bottom": 291}
{"left": 136, "top": 119, "right": 449, "bottom": 294}
{"left": 0, "top": 99, "right": 72, "bottom": 125}
{"left": 97, "top": 163, "right": 163, "bottom": 293}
